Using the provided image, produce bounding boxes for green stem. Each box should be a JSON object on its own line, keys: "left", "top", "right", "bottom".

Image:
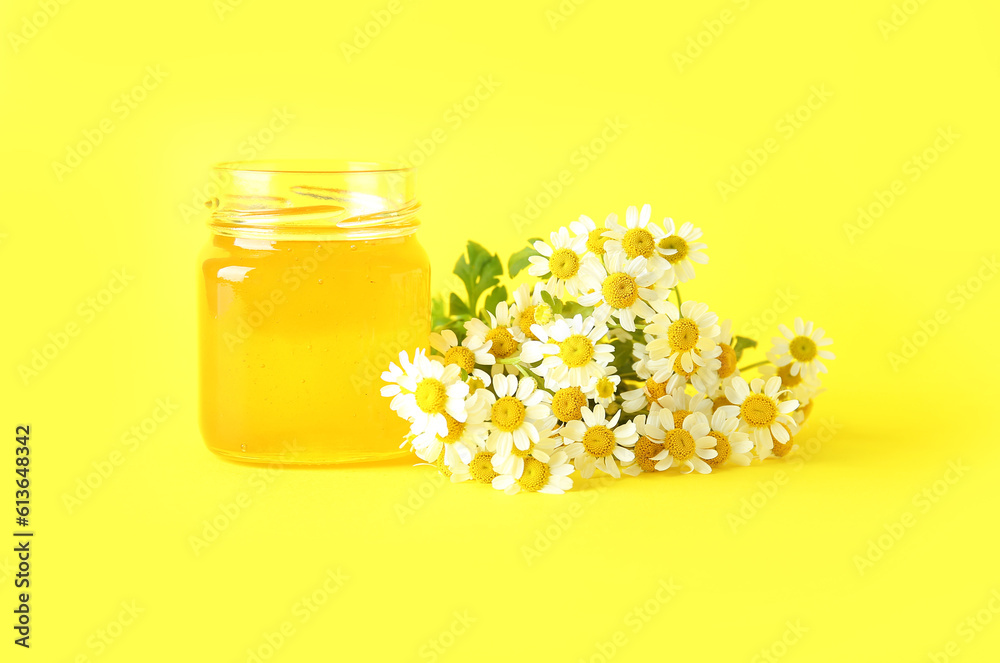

{"left": 738, "top": 359, "right": 770, "bottom": 371}
{"left": 673, "top": 285, "right": 682, "bottom": 310}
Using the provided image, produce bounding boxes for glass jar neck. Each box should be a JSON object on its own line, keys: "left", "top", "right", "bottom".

{"left": 206, "top": 160, "right": 419, "bottom": 241}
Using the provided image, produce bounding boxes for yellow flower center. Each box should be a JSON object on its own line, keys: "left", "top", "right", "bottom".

{"left": 673, "top": 354, "right": 695, "bottom": 378}
{"left": 740, "top": 394, "right": 778, "bottom": 427}
{"left": 772, "top": 425, "right": 794, "bottom": 458}
{"left": 668, "top": 318, "right": 699, "bottom": 352}
{"left": 772, "top": 438, "right": 793, "bottom": 458}
{"left": 658, "top": 235, "right": 689, "bottom": 263}
{"left": 552, "top": 387, "right": 587, "bottom": 422}
{"left": 622, "top": 227, "right": 655, "bottom": 259}
{"left": 705, "top": 431, "right": 730, "bottom": 467}
{"left": 671, "top": 409, "right": 692, "bottom": 430}
{"left": 712, "top": 394, "right": 733, "bottom": 410}
{"left": 583, "top": 425, "right": 616, "bottom": 457}
{"left": 415, "top": 379, "right": 447, "bottom": 414}
{"left": 559, "top": 334, "right": 595, "bottom": 368}
{"left": 601, "top": 273, "right": 639, "bottom": 309}
{"left": 634, "top": 435, "right": 664, "bottom": 473}
{"left": 777, "top": 363, "right": 802, "bottom": 388}
{"left": 517, "top": 457, "right": 551, "bottom": 492}
{"left": 510, "top": 440, "right": 535, "bottom": 458}
{"left": 468, "top": 451, "right": 498, "bottom": 484}
{"left": 789, "top": 336, "right": 818, "bottom": 362}
{"left": 645, "top": 377, "right": 668, "bottom": 401}
{"left": 491, "top": 396, "right": 526, "bottom": 432}
{"left": 587, "top": 227, "right": 608, "bottom": 255}
{"left": 717, "top": 342, "right": 736, "bottom": 378}
{"left": 485, "top": 326, "right": 519, "bottom": 359}
{"left": 434, "top": 448, "right": 452, "bottom": 477}
{"left": 443, "top": 346, "right": 475, "bottom": 373}
{"left": 549, "top": 248, "right": 580, "bottom": 280}
{"left": 441, "top": 413, "right": 466, "bottom": 442}
{"left": 595, "top": 376, "right": 615, "bottom": 400}
{"left": 518, "top": 306, "right": 538, "bottom": 340}
{"left": 519, "top": 302, "right": 554, "bottom": 340}
{"left": 663, "top": 428, "right": 696, "bottom": 463}
{"left": 467, "top": 376, "right": 485, "bottom": 391}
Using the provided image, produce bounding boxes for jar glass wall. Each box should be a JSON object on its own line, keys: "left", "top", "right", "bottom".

{"left": 198, "top": 161, "right": 430, "bottom": 465}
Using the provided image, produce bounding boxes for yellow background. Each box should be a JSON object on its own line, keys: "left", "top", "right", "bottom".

{"left": 3, "top": 0, "right": 1000, "bottom": 661}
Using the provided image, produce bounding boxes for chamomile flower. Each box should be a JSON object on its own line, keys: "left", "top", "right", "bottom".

{"left": 649, "top": 385, "right": 714, "bottom": 431}
{"left": 492, "top": 426, "right": 561, "bottom": 479}
{"left": 656, "top": 217, "right": 708, "bottom": 283}
{"left": 770, "top": 423, "right": 798, "bottom": 459}
{"left": 631, "top": 340, "right": 654, "bottom": 379}
{"left": 771, "top": 318, "right": 835, "bottom": 382}
{"left": 603, "top": 204, "right": 668, "bottom": 271}
{"left": 412, "top": 389, "right": 491, "bottom": 468}
{"left": 714, "top": 319, "right": 739, "bottom": 381}
{"left": 527, "top": 226, "right": 598, "bottom": 298}
{"left": 780, "top": 380, "right": 823, "bottom": 429}
{"left": 380, "top": 349, "right": 419, "bottom": 414}
{"left": 510, "top": 282, "right": 554, "bottom": 342}
{"left": 651, "top": 410, "right": 717, "bottom": 474}
{"left": 427, "top": 446, "right": 466, "bottom": 482}
{"left": 464, "top": 302, "right": 521, "bottom": 376}
{"left": 429, "top": 329, "right": 494, "bottom": 385}
{"left": 706, "top": 375, "right": 742, "bottom": 411}
{"left": 492, "top": 449, "right": 574, "bottom": 495}
{"left": 578, "top": 252, "right": 665, "bottom": 332}
{"left": 758, "top": 354, "right": 808, "bottom": 391}
{"left": 585, "top": 367, "right": 620, "bottom": 407}
{"left": 520, "top": 314, "right": 614, "bottom": 389}
{"left": 725, "top": 377, "right": 798, "bottom": 459}
{"left": 570, "top": 212, "right": 617, "bottom": 258}
{"left": 485, "top": 375, "right": 554, "bottom": 456}
{"left": 621, "top": 374, "right": 680, "bottom": 413}
{"left": 381, "top": 350, "right": 470, "bottom": 438}
{"left": 450, "top": 450, "right": 499, "bottom": 484}
{"left": 645, "top": 300, "right": 721, "bottom": 381}
{"left": 649, "top": 344, "right": 723, "bottom": 395}
{"left": 701, "top": 405, "right": 753, "bottom": 468}
{"left": 550, "top": 386, "right": 589, "bottom": 423}
{"left": 623, "top": 413, "right": 666, "bottom": 475}
{"left": 561, "top": 404, "right": 638, "bottom": 479}
{"left": 466, "top": 372, "right": 492, "bottom": 392}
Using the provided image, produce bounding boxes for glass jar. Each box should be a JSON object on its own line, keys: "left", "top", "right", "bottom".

{"left": 198, "top": 160, "right": 430, "bottom": 465}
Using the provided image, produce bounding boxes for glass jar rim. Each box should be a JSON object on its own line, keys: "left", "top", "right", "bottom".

{"left": 213, "top": 159, "right": 414, "bottom": 176}
{"left": 207, "top": 159, "right": 419, "bottom": 241}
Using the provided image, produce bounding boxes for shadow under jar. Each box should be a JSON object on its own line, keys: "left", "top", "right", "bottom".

{"left": 198, "top": 161, "right": 430, "bottom": 465}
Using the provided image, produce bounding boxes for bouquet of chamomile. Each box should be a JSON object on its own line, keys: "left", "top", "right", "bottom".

{"left": 381, "top": 205, "right": 834, "bottom": 494}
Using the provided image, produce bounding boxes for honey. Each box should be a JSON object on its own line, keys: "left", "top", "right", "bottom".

{"left": 198, "top": 161, "right": 429, "bottom": 464}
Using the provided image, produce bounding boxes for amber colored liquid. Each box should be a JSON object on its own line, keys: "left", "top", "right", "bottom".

{"left": 198, "top": 233, "right": 430, "bottom": 464}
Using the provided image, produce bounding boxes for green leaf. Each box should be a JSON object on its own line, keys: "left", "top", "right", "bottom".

{"left": 507, "top": 238, "right": 542, "bottom": 278}
{"left": 449, "top": 292, "right": 471, "bottom": 317}
{"left": 483, "top": 286, "right": 508, "bottom": 318}
{"left": 559, "top": 301, "right": 594, "bottom": 320}
{"left": 732, "top": 335, "right": 758, "bottom": 361}
{"left": 539, "top": 288, "right": 569, "bottom": 315}
{"left": 453, "top": 241, "right": 504, "bottom": 313}
{"left": 610, "top": 336, "right": 636, "bottom": 383}
{"left": 444, "top": 318, "right": 468, "bottom": 342}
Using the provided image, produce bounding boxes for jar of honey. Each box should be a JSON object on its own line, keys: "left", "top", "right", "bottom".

{"left": 198, "top": 161, "right": 430, "bottom": 464}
